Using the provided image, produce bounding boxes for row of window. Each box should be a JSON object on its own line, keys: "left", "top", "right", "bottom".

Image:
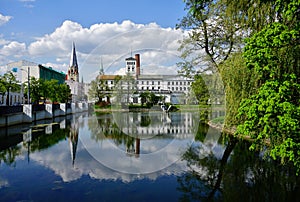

{"left": 126, "top": 62, "right": 135, "bottom": 65}
{"left": 104, "top": 80, "right": 192, "bottom": 86}
{"left": 107, "top": 86, "right": 190, "bottom": 92}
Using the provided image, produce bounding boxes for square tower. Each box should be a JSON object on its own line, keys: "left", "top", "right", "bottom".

{"left": 125, "top": 57, "right": 136, "bottom": 75}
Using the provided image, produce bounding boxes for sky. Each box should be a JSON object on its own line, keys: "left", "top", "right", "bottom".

{"left": 0, "top": 0, "right": 188, "bottom": 82}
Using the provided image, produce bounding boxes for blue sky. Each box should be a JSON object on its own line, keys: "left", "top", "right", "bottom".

{"left": 0, "top": 0, "right": 188, "bottom": 82}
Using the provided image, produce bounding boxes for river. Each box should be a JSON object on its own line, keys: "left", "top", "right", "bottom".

{"left": 0, "top": 111, "right": 299, "bottom": 201}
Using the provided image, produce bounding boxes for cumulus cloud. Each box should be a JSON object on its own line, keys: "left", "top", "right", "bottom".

{"left": 27, "top": 20, "right": 185, "bottom": 82}
{"left": 0, "top": 41, "right": 26, "bottom": 57}
{"left": 0, "top": 20, "right": 185, "bottom": 81}
{"left": 0, "top": 13, "right": 12, "bottom": 26}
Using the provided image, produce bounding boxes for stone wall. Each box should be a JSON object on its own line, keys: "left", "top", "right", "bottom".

{"left": 0, "top": 102, "right": 90, "bottom": 127}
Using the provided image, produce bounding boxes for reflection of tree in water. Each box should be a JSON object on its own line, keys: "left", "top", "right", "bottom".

{"left": 29, "top": 126, "right": 69, "bottom": 152}
{"left": 0, "top": 122, "right": 70, "bottom": 167}
{"left": 178, "top": 133, "right": 300, "bottom": 201}
{"left": 89, "top": 113, "right": 136, "bottom": 152}
{"left": 0, "top": 146, "right": 21, "bottom": 167}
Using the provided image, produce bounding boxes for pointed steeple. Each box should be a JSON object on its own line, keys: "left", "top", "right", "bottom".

{"left": 67, "top": 42, "right": 79, "bottom": 82}
{"left": 70, "top": 42, "right": 78, "bottom": 68}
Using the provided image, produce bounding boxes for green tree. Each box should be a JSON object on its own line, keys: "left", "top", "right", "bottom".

{"left": 26, "top": 77, "right": 41, "bottom": 104}
{"left": 219, "top": 52, "right": 258, "bottom": 127}
{"left": 191, "top": 74, "right": 209, "bottom": 105}
{"left": 47, "top": 79, "right": 60, "bottom": 103}
{"left": 0, "top": 72, "right": 20, "bottom": 105}
{"left": 237, "top": 0, "right": 300, "bottom": 172}
{"left": 57, "top": 83, "right": 71, "bottom": 103}
{"left": 177, "top": 0, "right": 245, "bottom": 73}
{"left": 88, "top": 78, "right": 110, "bottom": 103}
{"left": 139, "top": 91, "right": 150, "bottom": 106}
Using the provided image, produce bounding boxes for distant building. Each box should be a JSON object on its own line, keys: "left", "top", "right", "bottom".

{"left": 98, "top": 54, "right": 194, "bottom": 104}
{"left": 7, "top": 60, "right": 66, "bottom": 84}
{"left": 66, "top": 42, "right": 79, "bottom": 82}
{"left": 1, "top": 60, "right": 66, "bottom": 105}
{"left": 65, "top": 42, "right": 86, "bottom": 102}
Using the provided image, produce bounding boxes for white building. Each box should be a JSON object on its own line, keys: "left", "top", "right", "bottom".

{"left": 99, "top": 54, "right": 194, "bottom": 104}
{"left": 1, "top": 60, "right": 66, "bottom": 105}
{"left": 65, "top": 43, "right": 86, "bottom": 102}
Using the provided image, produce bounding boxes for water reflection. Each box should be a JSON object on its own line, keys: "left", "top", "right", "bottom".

{"left": 178, "top": 134, "right": 300, "bottom": 201}
{"left": 0, "top": 111, "right": 300, "bottom": 201}
{"left": 82, "top": 111, "right": 200, "bottom": 174}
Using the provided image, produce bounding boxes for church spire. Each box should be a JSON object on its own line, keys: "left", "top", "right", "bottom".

{"left": 70, "top": 42, "right": 78, "bottom": 68}
{"left": 67, "top": 42, "right": 79, "bottom": 82}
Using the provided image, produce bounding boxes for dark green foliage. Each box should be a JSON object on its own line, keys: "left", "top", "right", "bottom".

{"left": 28, "top": 78, "right": 71, "bottom": 104}
{"left": 237, "top": 0, "right": 300, "bottom": 172}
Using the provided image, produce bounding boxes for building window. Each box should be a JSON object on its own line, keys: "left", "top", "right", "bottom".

{"left": 147, "top": 81, "right": 149, "bottom": 85}
{"left": 168, "top": 82, "right": 170, "bottom": 85}
{"left": 180, "top": 82, "right": 182, "bottom": 85}
{"left": 172, "top": 82, "right": 174, "bottom": 85}
{"left": 158, "top": 81, "right": 160, "bottom": 85}
{"left": 152, "top": 87, "right": 155, "bottom": 90}
{"left": 111, "top": 81, "right": 113, "bottom": 84}
{"left": 176, "top": 82, "right": 178, "bottom": 85}
{"left": 152, "top": 81, "right": 154, "bottom": 85}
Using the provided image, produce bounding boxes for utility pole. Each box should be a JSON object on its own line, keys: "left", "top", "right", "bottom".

{"left": 27, "top": 66, "right": 30, "bottom": 104}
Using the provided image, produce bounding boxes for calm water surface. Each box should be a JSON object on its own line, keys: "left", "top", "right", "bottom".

{"left": 0, "top": 111, "right": 299, "bottom": 202}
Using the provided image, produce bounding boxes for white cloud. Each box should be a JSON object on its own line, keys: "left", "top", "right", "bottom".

{"left": 1, "top": 20, "right": 185, "bottom": 81}
{"left": 19, "top": 0, "right": 35, "bottom": 8}
{"left": 0, "top": 13, "right": 12, "bottom": 26}
{"left": 0, "top": 41, "right": 26, "bottom": 57}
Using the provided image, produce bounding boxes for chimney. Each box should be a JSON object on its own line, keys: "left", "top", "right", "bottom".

{"left": 135, "top": 54, "right": 140, "bottom": 77}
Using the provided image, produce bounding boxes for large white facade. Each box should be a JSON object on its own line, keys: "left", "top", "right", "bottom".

{"left": 7, "top": 60, "right": 40, "bottom": 84}
{"left": 98, "top": 54, "right": 194, "bottom": 104}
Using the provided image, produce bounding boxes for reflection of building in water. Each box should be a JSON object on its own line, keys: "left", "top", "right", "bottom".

{"left": 123, "top": 112, "right": 195, "bottom": 139}
{"left": 69, "top": 119, "right": 79, "bottom": 166}
{"left": 126, "top": 138, "right": 140, "bottom": 158}
{"left": 97, "top": 112, "right": 197, "bottom": 157}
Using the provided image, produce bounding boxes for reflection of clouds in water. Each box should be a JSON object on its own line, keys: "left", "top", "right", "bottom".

{"left": 82, "top": 113, "right": 197, "bottom": 174}
{"left": 82, "top": 130, "right": 193, "bottom": 174}
{"left": 0, "top": 177, "right": 9, "bottom": 189}
{"left": 30, "top": 141, "right": 83, "bottom": 182}
{"left": 30, "top": 139, "right": 187, "bottom": 183}
{"left": 28, "top": 112, "right": 226, "bottom": 183}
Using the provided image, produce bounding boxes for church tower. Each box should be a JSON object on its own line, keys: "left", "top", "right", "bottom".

{"left": 67, "top": 42, "right": 79, "bottom": 82}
